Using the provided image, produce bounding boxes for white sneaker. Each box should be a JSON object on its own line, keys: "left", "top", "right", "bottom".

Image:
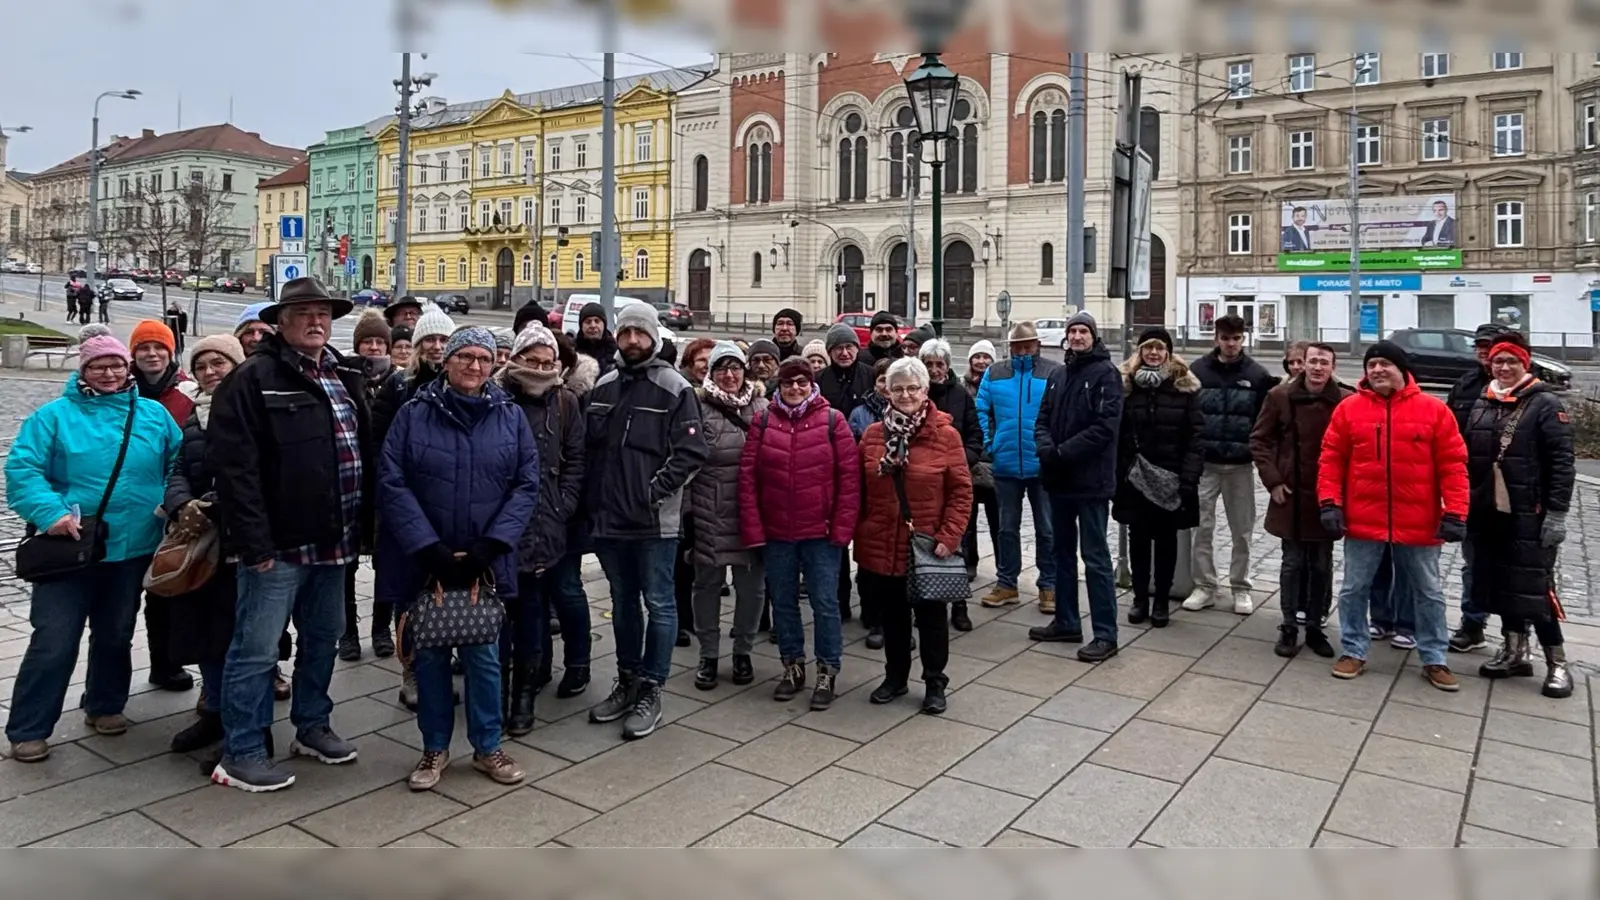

{"left": 1231, "top": 590, "right": 1254, "bottom": 615}
{"left": 1181, "top": 589, "right": 1214, "bottom": 611}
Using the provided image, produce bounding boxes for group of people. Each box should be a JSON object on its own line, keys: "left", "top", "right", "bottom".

{"left": 3, "top": 293, "right": 1576, "bottom": 803}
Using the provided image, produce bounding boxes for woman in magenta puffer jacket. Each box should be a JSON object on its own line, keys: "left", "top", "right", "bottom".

{"left": 739, "top": 357, "right": 860, "bottom": 712}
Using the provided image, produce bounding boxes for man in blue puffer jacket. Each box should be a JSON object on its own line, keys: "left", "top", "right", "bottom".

{"left": 975, "top": 320, "right": 1062, "bottom": 612}
{"left": 1184, "top": 314, "right": 1277, "bottom": 616}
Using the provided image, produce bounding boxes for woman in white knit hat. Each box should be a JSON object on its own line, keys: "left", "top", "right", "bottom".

{"left": 962, "top": 339, "right": 1000, "bottom": 588}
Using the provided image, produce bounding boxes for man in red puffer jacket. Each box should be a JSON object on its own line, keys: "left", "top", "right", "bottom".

{"left": 1318, "top": 340, "right": 1468, "bottom": 692}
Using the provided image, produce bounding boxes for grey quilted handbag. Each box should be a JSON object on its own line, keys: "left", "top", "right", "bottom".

{"left": 402, "top": 578, "right": 505, "bottom": 652}
{"left": 893, "top": 472, "right": 970, "bottom": 603}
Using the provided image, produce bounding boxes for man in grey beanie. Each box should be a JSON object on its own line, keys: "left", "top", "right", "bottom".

{"left": 582, "top": 300, "right": 708, "bottom": 741}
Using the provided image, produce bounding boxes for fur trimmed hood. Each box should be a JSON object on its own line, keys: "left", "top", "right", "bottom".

{"left": 1119, "top": 353, "right": 1199, "bottom": 394}
{"left": 565, "top": 353, "right": 600, "bottom": 397}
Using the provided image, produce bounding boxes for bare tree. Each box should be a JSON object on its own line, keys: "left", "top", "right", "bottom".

{"left": 114, "top": 181, "right": 187, "bottom": 307}
{"left": 179, "top": 175, "right": 246, "bottom": 333}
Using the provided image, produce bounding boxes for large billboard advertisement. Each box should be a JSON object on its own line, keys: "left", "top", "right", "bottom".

{"left": 1279, "top": 195, "right": 1457, "bottom": 253}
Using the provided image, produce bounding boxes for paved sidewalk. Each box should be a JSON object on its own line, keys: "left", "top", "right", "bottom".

{"left": 0, "top": 376, "right": 1594, "bottom": 847}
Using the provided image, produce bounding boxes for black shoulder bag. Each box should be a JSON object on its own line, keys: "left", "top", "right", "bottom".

{"left": 15, "top": 391, "right": 138, "bottom": 583}
{"left": 891, "top": 470, "right": 969, "bottom": 603}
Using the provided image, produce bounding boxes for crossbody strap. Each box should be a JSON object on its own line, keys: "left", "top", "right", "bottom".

{"left": 93, "top": 391, "right": 139, "bottom": 521}
{"left": 1495, "top": 403, "right": 1528, "bottom": 464}
{"left": 891, "top": 469, "right": 913, "bottom": 526}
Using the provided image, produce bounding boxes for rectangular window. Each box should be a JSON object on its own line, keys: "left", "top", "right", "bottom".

{"left": 458, "top": 204, "right": 469, "bottom": 230}
{"left": 499, "top": 199, "right": 513, "bottom": 225}
{"left": 417, "top": 206, "right": 427, "bottom": 233}
{"left": 499, "top": 145, "right": 513, "bottom": 176}
{"left": 548, "top": 197, "right": 561, "bottom": 225}
{"left": 436, "top": 206, "right": 448, "bottom": 231}
{"left": 1420, "top": 52, "right": 1449, "bottom": 79}
{"left": 523, "top": 197, "right": 535, "bottom": 226}
{"left": 1492, "top": 51, "right": 1523, "bottom": 71}
{"left": 459, "top": 259, "right": 468, "bottom": 283}
{"left": 522, "top": 144, "right": 535, "bottom": 179}
{"left": 1288, "top": 130, "right": 1314, "bottom": 169}
{"left": 347, "top": 166, "right": 357, "bottom": 191}
{"left": 1354, "top": 52, "right": 1380, "bottom": 85}
{"left": 221, "top": 173, "right": 233, "bottom": 193}
{"left": 1417, "top": 295, "right": 1455, "bottom": 329}
{"left": 479, "top": 147, "right": 491, "bottom": 179}
{"left": 312, "top": 174, "right": 321, "bottom": 196}
{"left": 1421, "top": 117, "right": 1451, "bottom": 161}
{"left": 152, "top": 172, "right": 162, "bottom": 193}
{"left": 549, "top": 143, "right": 562, "bottom": 171}
{"left": 433, "top": 154, "right": 447, "bottom": 183}
{"left": 362, "top": 209, "right": 373, "bottom": 237}
{"left": 549, "top": 255, "right": 558, "bottom": 284}
{"left": 1356, "top": 124, "right": 1381, "bottom": 165}
{"left": 1586, "top": 192, "right": 1600, "bottom": 243}
{"left": 633, "top": 187, "right": 650, "bottom": 220}
{"left": 292, "top": 191, "right": 299, "bottom": 212}
{"left": 457, "top": 152, "right": 470, "bottom": 181}
{"left": 265, "top": 194, "right": 273, "bottom": 213}
{"left": 1227, "top": 213, "right": 1252, "bottom": 254}
{"left": 1494, "top": 112, "right": 1525, "bottom": 156}
{"left": 574, "top": 141, "right": 587, "bottom": 168}
{"left": 1287, "top": 54, "right": 1315, "bottom": 92}
{"left": 416, "top": 155, "right": 427, "bottom": 185}
{"left": 1494, "top": 200, "right": 1524, "bottom": 247}
{"left": 1227, "top": 134, "right": 1252, "bottom": 173}
{"left": 479, "top": 200, "right": 491, "bottom": 228}
{"left": 636, "top": 129, "right": 653, "bottom": 163}
{"left": 1582, "top": 102, "right": 1598, "bottom": 149}
{"left": 575, "top": 194, "right": 587, "bottom": 223}
{"left": 390, "top": 162, "right": 400, "bottom": 188}
{"left": 1227, "top": 60, "right": 1252, "bottom": 98}
{"left": 363, "top": 165, "right": 374, "bottom": 191}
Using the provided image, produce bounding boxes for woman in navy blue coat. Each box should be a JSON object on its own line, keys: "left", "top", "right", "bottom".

{"left": 378, "top": 327, "right": 540, "bottom": 792}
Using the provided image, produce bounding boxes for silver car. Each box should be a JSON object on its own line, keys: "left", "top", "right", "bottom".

{"left": 102, "top": 278, "right": 145, "bottom": 301}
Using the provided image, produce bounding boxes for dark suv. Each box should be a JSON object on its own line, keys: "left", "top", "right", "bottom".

{"left": 436, "top": 293, "right": 471, "bottom": 315}
{"left": 1386, "top": 328, "right": 1572, "bottom": 390}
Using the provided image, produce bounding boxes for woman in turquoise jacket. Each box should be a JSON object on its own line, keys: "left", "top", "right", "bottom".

{"left": 4, "top": 335, "right": 182, "bottom": 763}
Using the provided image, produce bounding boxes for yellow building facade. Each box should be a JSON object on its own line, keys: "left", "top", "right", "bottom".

{"left": 372, "top": 69, "right": 699, "bottom": 309}
{"left": 255, "top": 161, "right": 308, "bottom": 286}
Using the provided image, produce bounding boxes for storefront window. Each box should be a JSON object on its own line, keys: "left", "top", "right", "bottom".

{"left": 1489, "top": 294, "right": 1529, "bottom": 334}
{"left": 1417, "top": 294, "right": 1455, "bottom": 329}
{"left": 1285, "top": 295, "right": 1319, "bottom": 342}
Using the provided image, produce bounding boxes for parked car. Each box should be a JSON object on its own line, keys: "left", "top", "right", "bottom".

{"left": 161, "top": 269, "right": 183, "bottom": 285}
{"left": 652, "top": 300, "right": 693, "bottom": 330}
{"left": 436, "top": 293, "right": 471, "bottom": 315}
{"left": 351, "top": 288, "right": 389, "bottom": 307}
{"left": 180, "top": 274, "right": 217, "bottom": 292}
{"left": 1386, "top": 327, "right": 1573, "bottom": 390}
{"left": 100, "top": 278, "right": 144, "bottom": 302}
{"left": 1033, "top": 317, "right": 1070, "bottom": 350}
{"left": 216, "top": 276, "right": 247, "bottom": 294}
{"left": 834, "top": 311, "right": 912, "bottom": 348}
{"left": 24, "top": 262, "right": 41, "bottom": 275}
{"left": 2, "top": 260, "right": 25, "bottom": 274}
{"left": 559, "top": 294, "right": 676, "bottom": 343}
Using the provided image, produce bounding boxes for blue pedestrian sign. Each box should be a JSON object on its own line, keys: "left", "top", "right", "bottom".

{"left": 346, "top": 257, "right": 357, "bottom": 276}
{"left": 283, "top": 264, "right": 300, "bottom": 279}
{"left": 272, "top": 254, "right": 308, "bottom": 299}
{"left": 279, "top": 215, "right": 305, "bottom": 241}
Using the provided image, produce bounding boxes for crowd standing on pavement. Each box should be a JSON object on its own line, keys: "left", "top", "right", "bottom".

{"left": 1, "top": 283, "right": 1581, "bottom": 799}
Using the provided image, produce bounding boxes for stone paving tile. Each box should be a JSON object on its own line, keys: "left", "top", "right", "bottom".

{"left": 28, "top": 810, "right": 194, "bottom": 848}
{"left": 1144, "top": 758, "right": 1339, "bottom": 848}
{"left": 755, "top": 766, "right": 913, "bottom": 842}
{"left": 385, "top": 832, "right": 457, "bottom": 848}
{"left": 1126, "top": 618, "right": 1231, "bottom": 659}
{"left": 1372, "top": 700, "right": 1484, "bottom": 754}
{"left": 1261, "top": 657, "right": 1396, "bottom": 720}
{"left": 1487, "top": 678, "right": 1593, "bottom": 726}
{"left": 295, "top": 782, "right": 468, "bottom": 848}
{"left": 946, "top": 621, "right": 1035, "bottom": 663}
{"left": 1072, "top": 648, "right": 1193, "bottom": 700}
{"left": 939, "top": 684, "right": 1043, "bottom": 732}
{"left": 841, "top": 823, "right": 945, "bottom": 847}
{"left": 1138, "top": 674, "right": 1263, "bottom": 736}
{"left": 1387, "top": 664, "right": 1490, "bottom": 717}
{"left": 1474, "top": 739, "right": 1596, "bottom": 803}
{"left": 1092, "top": 718, "right": 1221, "bottom": 784}
{"left": 533, "top": 724, "right": 735, "bottom": 813}
{"left": 987, "top": 828, "right": 1070, "bottom": 848}
{"left": 437, "top": 746, "right": 569, "bottom": 808}
{"left": 1313, "top": 831, "right": 1387, "bottom": 848}
{"left": 835, "top": 715, "right": 996, "bottom": 788}
{"left": 675, "top": 680, "right": 813, "bottom": 743}
{"left": 426, "top": 787, "right": 597, "bottom": 847}
{"left": 946, "top": 716, "right": 1106, "bottom": 798}
{"left": 0, "top": 753, "right": 202, "bottom": 847}
{"left": 1456, "top": 824, "right": 1560, "bottom": 848}
{"left": 1323, "top": 771, "right": 1465, "bottom": 848}
{"left": 1012, "top": 763, "right": 1178, "bottom": 848}
{"left": 1353, "top": 734, "right": 1475, "bottom": 794}
{"left": 974, "top": 649, "right": 1091, "bottom": 698}
{"left": 559, "top": 763, "right": 786, "bottom": 848}
{"left": 694, "top": 814, "right": 838, "bottom": 848}
{"left": 715, "top": 724, "right": 859, "bottom": 786}
{"left": 1031, "top": 686, "right": 1146, "bottom": 732}
{"left": 879, "top": 775, "right": 1032, "bottom": 847}
{"left": 0, "top": 741, "right": 111, "bottom": 802}
{"left": 1187, "top": 636, "right": 1292, "bottom": 686}
{"left": 1464, "top": 779, "right": 1599, "bottom": 848}
{"left": 515, "top": 694, "right": 709, "bottom": 763}
{"left": 789, "top": 684, "right": 919, "bottom": 743}
{"left": 1482, "top": 709, "right": 1594, "bottom": 760}
{"left": 1214, "top": 701, "right": 1370, "bottom": 783}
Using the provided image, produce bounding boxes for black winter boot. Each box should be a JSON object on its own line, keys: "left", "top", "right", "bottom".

{"left": 507, "top": 663, "right": 538, "bottom": 736}
{"left": 921, "top": 676, "right": 948, "bottom": 715}
{"left": 1128, "top": 595, "right": 1149, "bottom": 625}
{"left": 949, "top": 602, "right": 973, "bottom": 632}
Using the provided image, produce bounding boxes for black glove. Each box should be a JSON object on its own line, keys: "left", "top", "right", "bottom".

{"left": 420, "top": 542, "right": 458, "bottom": 582}
{"left": 1436, "top": 514, "right": 1467, "bottom": 543}
{"left": 1319, "top": 504, "right": 1345, "bottom": 538}
{"left": 461, "top": 538, "right": 511, "bottom": 581}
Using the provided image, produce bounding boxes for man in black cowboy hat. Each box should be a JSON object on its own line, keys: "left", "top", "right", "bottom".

{"left": 209, "top": 277, "right": 374, "bottom": 793}
{"left": 383, "top": 294, "right": 424, "bottom": 329}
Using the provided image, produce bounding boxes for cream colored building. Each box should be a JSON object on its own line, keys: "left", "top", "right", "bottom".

{"left": 0, "top": 131, "right": 32, "bottom": 264}
{"left": 1176, "top": 48, "right": 1595, "bottom": 351}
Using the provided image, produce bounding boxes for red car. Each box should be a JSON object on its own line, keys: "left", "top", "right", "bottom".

{"left": 834, "top": 311, "right": 911, "bottom": 348}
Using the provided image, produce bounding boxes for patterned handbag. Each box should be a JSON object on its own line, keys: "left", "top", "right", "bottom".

{"left": 400, "top": 577, "right": 505, "bottom": 655}
{"left": 892, "top": 471, "right": 970, "bottom": 603}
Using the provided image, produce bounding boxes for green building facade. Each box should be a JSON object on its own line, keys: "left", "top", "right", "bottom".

{"left": 306, "top": 117, "right": 388, "bottom": 293}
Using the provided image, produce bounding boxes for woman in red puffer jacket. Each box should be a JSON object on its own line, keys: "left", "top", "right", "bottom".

{"left": 739, "top": 358, "right": 860, "bottom": 712}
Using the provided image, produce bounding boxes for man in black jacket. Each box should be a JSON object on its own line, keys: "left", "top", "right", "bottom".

{"left": 772, "top": 307, "right": 803, "bottom": 360}
{"left": 1184, "top": 314, "right": 1275, "bottom": 616}
{"left": 919, "top": 339, "right": 984, "bottom": 633}
{"left": 865, "top": 310, "right": 903, "bottom": 364}
{"left": 209, "top": 277, "right": 372, "bottom": 793}
{"left": 574, "top": 301, "right": 619, "bottom": 375}
{"left": 1444, "top": 323, "right": 1519, "bottom": 652}
{"left": 583, "top": 304, "right": 708, "bottom": 741}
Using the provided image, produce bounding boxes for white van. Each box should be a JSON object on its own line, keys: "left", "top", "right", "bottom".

{"left": 559, "top": 294, "right": 677, "bottom": 343}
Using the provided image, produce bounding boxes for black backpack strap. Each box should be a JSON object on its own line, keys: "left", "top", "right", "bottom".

{"left": 95, "top": 391, "right": 139, "bottom": 521}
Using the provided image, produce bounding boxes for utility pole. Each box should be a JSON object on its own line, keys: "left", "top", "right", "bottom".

{"left": 394, "top": 52, "right": 414, "bottom": 297}
{"left": 598, "top": 0, "right": 618, "bottom": 322}
{"left": 1347, "top": 62, "right": 1364, "bottom": 357}
{"left": 906, "top": 154, "right": 917, "bottom": 326}
{"left": 1064, "top": 15, "right": 1087, "bottom": 318}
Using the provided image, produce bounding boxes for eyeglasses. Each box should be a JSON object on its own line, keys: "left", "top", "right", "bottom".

{"left": 888, "top": 385, "right": 925, "bottom": 397}
{"left": 452, "top": 354, "right": 496, "bottom": 369}
{"left": 520, "top": 360, "right": 559, "bottom": 373}
{"left": 779, "top": 377, "right": 811, "bottom": 388}
{"left": 84, "top": 361, "right": 128, "bottom": 376}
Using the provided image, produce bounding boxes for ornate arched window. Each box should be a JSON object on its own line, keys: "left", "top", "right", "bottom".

{"left": 634, "top": 248, "right": 650, "bottom": 280}
{"left": 944, "top": 96, "right": 980, "bottom": 194}
{"left": 746, "top": 126, "right": 773, "bottom": 204}
{"left": 1030, "top": 88, "right": 1068, "bottom": 184}
{"left": 836, "top": 111, "right": 868, "bottom": 202}
{"left": 692, "top": 154, "right": 709, "bottom": 211}
{"left": 887, "top": 106, "right": 923, "bottom": 200}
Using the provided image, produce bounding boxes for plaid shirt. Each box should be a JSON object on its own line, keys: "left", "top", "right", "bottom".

{"left": 277, "top": 350, "right": 363, "bottom": 566}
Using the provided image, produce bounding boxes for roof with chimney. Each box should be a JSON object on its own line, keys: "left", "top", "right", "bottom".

{"left": 399, "top": 64, "right": 713, "bottom": 131}
{"left": 112, "top": 124, "right": 303, "bottom": 166}
{"left": 32, "top": 134, "right": 147, "bottom": 178}
{"left": 257, "top": 159, "right": 309, "bottom": 188}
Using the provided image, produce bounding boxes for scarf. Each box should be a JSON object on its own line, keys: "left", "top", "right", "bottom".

{"left": 503, "top": 359, "right": 562, "bottom": 397}
{"left": 706, "top": 378, "right": 757, "bottom": 410}
{"left": 134, "top": 361, "right": 179, "bottom": 400}
{"left": 861, "top": 391, "right": 889, "bottom": 422}
{"left": 878, "top": 399, "right": 930, "bottom": 475}
{"left": 773, "top": 384, "right": 821, "bottom": 420}
{"left": 441, "top": 386, "right": 491, "bottom": 428}
{"left": 78, "top": 375, "right": 134, "bottom": 398}
{"left": 193, "top": 389, "right": 215, "bottom": 430}
{"left": 1132, "top": 365, "right": 1166, "bottom": 389}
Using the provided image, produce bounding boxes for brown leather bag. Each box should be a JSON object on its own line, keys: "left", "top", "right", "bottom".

{"left": 142, "top": 515, "right": 220, "bottom": 597}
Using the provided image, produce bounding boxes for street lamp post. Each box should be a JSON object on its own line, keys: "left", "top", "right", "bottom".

{"left": 1317, "top": 59, "right": 1369, "bottom": 355}
{"left": 87, "top": 90, "right": 141, "bottom": 280}
{"left": 904, "top": 52, "right": 958, "bottom": 338}
{"left": 0, "top": 123, "right": 33, "bottom": 267}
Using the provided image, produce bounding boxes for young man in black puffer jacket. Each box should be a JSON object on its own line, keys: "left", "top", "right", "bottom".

{"left": 1184, "top": 315, "right": 1276, "bottom": 617}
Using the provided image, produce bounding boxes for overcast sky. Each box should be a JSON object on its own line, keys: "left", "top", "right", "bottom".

{"left": 2, "top": 0, "right": 714, "bottom": 173}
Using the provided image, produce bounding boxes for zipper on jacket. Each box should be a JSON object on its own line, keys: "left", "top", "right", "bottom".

{"left": 1384, "top": 401, "right": 1394, "bottom": 543}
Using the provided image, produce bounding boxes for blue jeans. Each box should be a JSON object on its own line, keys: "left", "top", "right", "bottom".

{"left": 415, "top": 642, "right": 501, "bottom": 754}
{"left": 595, "top": 538, "right": 677, "bottom": 685}
{"left": 995, "top": 477, "right": 1056, "bottom": 590}
{"left": 222, "top": 561, "right": 345, "bottom": 760}
{"left": 548, "top": 552, "right": 593, "bottom": 668}
{"left": 509, "top": 556, "right": 593, "bottom": 672}
{"left": 766, "top": 538, "right": 843, "bottom": 670}
{"left": 1337, "top": 540, "right": 1450, "bottom": 667}
{"left": 1048, "top": 497, "right": 1118, "bottom": 643}
{"left": 5, "top": 557, "right": 147, "bottom": 743}
{"left": 1369, "top": 545, "right": 1415, "bottom": 636}
{"left": 1458, "top": 535, "right": 1487, "bottom": 628}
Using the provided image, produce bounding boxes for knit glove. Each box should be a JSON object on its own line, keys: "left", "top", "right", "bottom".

{"left": 1541, "top": 511, "right": 1568, "bottom": 548}
{"left": 420, "top": 543, "right": 459, "bottom": 582}
{"left": 1436, "top": 514, "right": 1467, "bottom": 543}
{"left": 176, "top": 500, "right": 212, "bottom": 538}
{"left": 1318, "top": 504, "right": 1345, "bottom": 538}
